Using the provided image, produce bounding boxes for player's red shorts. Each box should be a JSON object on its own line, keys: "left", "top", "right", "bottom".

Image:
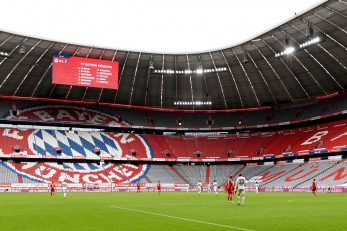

{"left": 227, "top": 187, "right": 233, "bottom": 194}
{"left": 312, "top": 186, "right": 317, "bottom": 192}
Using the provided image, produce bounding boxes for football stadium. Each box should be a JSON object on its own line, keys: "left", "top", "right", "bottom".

{"left": 0, "top": 0, "right": 347, "bottom": 230}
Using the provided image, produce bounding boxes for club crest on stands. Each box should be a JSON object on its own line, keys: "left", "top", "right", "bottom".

{"left": 0, "top": 106, "right": 154, "bottom": 184}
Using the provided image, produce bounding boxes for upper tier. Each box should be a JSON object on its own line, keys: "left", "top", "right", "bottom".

{"left": 1, "top": 96, "right": 347, "bottom": 129}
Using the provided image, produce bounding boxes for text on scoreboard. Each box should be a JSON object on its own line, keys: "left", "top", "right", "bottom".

{"left": 52, "top": 55, "right": 119, "bottom": 89}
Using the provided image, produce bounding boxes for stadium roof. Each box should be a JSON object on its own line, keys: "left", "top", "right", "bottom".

{"left": 0, "top": 0, "right": 346, "bottom": 110}
{"left": 0, "top": 0, "right": 326, "bottom": 54}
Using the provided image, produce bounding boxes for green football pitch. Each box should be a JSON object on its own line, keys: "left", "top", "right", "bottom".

{"left": 0, "top": 191, "right": 346, "bottom": 231}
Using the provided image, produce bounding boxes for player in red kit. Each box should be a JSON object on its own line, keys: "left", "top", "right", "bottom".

{"left": 50, "top": 181, "right": 55, "bottom": 198}
{"left": 136, "top": 182, "right": 141, "bottom": 193}
{"left": 227, "top": 176, "right": 234, "bottom": 203}
{"left": 311, "top": 179, "right": 317, "bottom": 196}
{"left": 157, "top": 180, "right": 161, "bottom": 195}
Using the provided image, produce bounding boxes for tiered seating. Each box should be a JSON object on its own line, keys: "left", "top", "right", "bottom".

{"left": 1, "top": 160, "right": 347, "bottom": 188}
{"left": 2, "top": 95, "right": 347, "bottom": 130}
{"left": 146, "top": 111, "right": 176, "bottom": 128}
{"left": 259, "top": 164, "right": 302, "bottom": 187}
{"left": 0, "top": 128, "right": 34, "bottom": 155}
{"left": 319, "top": 123, "right": 347, "bottom": 149}
{"left": 264, "top": 161, "right": 338, "bottom": 187}
{"left": 262, "top": 131, "right": 295, "bottom": 154}
{"left": 14, "top": 162, "right": 44, "bottom": 182}
{"left": 175, "top": 165, "right": 206, "bottom": 184}
{"left": 242, "top": 111, "right": 270, "bottom": 126}
{"left": 0, "top": 162, "right": 19, "bottom": 183}
{"left": 145, "top": 165, "right": 185, "bottom": 183}
{"left": 115, "top": 108, "right": 149, "bottom": 126}
{"left": 211, "top": 112, "right": 239, "bottom": 127}
{"left": 298, "top": 160, "right": 347, "bottom": 187}
{"left": 209, "top": 165, "right": 243, "bottom": 186}
{"left": 163, "top": 136, "right": 189, "bottom": 157}
{"left": 0, "top": 161, "right": 150, "bottom": 184}
{"left": 146, "top": 120, "right": 347, "bottom": 158}
{"left": 1, "top": 119, "right": 347, "bottom": 159}
{"left": 204, "top": 137, "right": 228, "bottom": 157}
{"left": 283, "top": 128, "right": 320, "bottom": 153}
{"left": 325, "top": 96, "right": 347, "bottom": 114}
{"left": 181, "top": 113, "right": 209, "bottom": 128}
{"left": 270, "top": 108, "right": 301, "bottom": 124}
{"left": 239, "top": 165, "right": 272, "bottom": 179}
{"left": 62, "top": 162, "right": 149, "bottom": 183}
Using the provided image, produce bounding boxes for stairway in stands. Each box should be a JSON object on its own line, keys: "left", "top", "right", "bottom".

{"left": 14, "top": 163, "right": 23, "bottom": 183}
{"left": 293, "top": 161, "right": 341, "bottom": 188}
{"left": 233, "top": 165, "right": 246, "bottom": 178}
{"left": 205, "top": 165, "right": 210, "bottom": 183}
{"left": 261, "top": 164, "right": 303, "bottom": 187}
{"left": 144, "top": 176, "right": 152, "bottom": 183}
{"left": 170, "top": 166, "right": 189, "bottom": 184}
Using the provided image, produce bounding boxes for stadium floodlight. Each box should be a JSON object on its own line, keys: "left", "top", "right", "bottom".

{"left": 299, "top": 36, "right": 321, "bottom": 48}
{"left": 0, "top": 51, "right": 11, "bottom": 58}
{"left": 275, "top": 34, "right": 324, "bottom": 58}
{"left": 283, "top": 47, "right": 295, "bottom": 55}
{"left": 174, "top": 101, "right": 212, "bottom": 106}
{"left": 152, "top": 67, "right": 227, "bottom": 75}
{"left": 274, "top": 46, "right": 295, "bottom": 58}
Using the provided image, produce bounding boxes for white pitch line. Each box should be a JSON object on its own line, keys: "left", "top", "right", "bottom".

{"left": 109, "top": 205, "right": 255, "bottom": 231}
{"left": 115, "top": 201, "right": 227, "bottom": 207}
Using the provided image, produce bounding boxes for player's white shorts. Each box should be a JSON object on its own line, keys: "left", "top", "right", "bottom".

{"left": 62, "top": 188, "right": 67, "bottom": 193}
{"left": 237, "top": 188, "right": 245, "bottom": 195}
{"left": 213, "top": 186, "right": 218, "bottom": 192}
{"left": 198, "top": 186, "right": 202, "bottom": 192}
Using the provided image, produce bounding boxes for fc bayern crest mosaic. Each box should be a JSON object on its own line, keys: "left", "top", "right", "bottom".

{"left": 0, "top": 106, "right": 154, "bottom": 183}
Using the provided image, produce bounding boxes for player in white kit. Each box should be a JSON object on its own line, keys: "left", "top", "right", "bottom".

{"left": 62, "top": 180, "right": 67, "bottom": 198}
{"left": 255, "top": 181, "right": 259, "bottom": 195}
{"left": 235, "top": 174, "right": 246, "bottom": 206}
{"left": 186, "top": 184, "right": 190, "bottom": 193}
{"left": 213, "top": 180, "right": 218, "bottom": 194}
{"left": 197, "top": 181, "right": 202, "bottom": 194}
{"left": 207, "top": 182, "right": 211, "bottom": 193}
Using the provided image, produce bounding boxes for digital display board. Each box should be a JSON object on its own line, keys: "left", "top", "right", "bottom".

{"left": 52, "top": 55, "right": 119, "bottom": 89}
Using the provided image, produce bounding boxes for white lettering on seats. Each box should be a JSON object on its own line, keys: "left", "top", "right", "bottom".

{"left": 3, "top": 129, "right": 23, "bottom": 140}
{"left": 301, "top": 131, "right": 328, "bottom": 145}
{"left": 56, "top": 110, "right": 75, "bottom": 120}
{"left": 330, "top": 132, "right": 347, "bottom": 142}
{"left": 82, "top": 174, "right": 102, "bottom": 183}
{"left": 33, "top": 111, "right": 53, "bottom": 121}
{"left": 113, "top": 133, "right": 135, "bottom": 144}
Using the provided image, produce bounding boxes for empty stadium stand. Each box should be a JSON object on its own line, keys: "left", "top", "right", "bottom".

{"left": 0, "top": 119, "right": 347, "bottom": 159}
{"left": 1, "top": 102, "right": 347, "bottom": 189}
{"left": 1, "top": 95, "right": 347, "bottom": 129}
{"left": 1, "top": 160, "right": 346, "bottom": 189}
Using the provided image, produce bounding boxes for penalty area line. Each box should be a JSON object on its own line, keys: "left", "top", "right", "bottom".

{"left": 109, "top": 205, "right": 255, "bottom": 231}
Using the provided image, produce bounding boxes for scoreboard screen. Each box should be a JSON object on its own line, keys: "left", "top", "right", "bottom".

{"left": 52, "top": 55, "right": 119, "bottom": 89}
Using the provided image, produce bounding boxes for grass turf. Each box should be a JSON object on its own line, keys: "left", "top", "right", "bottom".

{"left": 0, "top": 191, "right": 346, "bottom": 231}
